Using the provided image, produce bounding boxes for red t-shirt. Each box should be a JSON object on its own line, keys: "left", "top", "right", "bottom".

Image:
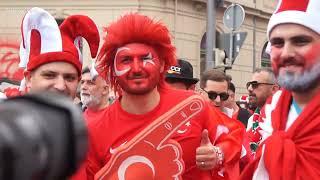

{"left": 70, "top": 107, "right": 110, "bottom": 180}
{"left": 86, "top": 87, "right": 243, "bottom": 179}
{"left": 84, "top": 106, "right": 109, "bottom": 124}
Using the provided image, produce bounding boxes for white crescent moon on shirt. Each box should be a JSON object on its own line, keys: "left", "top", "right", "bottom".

{"left": 118, "top": 155, "right": 155, "bottom": 180}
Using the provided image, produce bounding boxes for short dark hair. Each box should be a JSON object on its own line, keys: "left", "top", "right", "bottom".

{"left": 165, "top": 78, "right": 194, "bottom": 89}
{"left": 228, "top": 82, "right": 236, "bottom": 93}
{"left": 254, "top": 67, "right": 277, "bottom": 84}
{"left": 200, "top": 69, "right": 229, "bottom": 88}
{"left": 81, "top": 66, "right": 90, "bottom": 75}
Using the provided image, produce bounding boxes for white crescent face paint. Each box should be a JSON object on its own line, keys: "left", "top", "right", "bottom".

{"left": 114, "top": 47, "right": 131, "bottom": 76}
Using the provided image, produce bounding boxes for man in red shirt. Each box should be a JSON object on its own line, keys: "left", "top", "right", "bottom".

{"left": 241, "top": 0, "right": 320, "bottom": 179}
{"left": 86, "top": 14, "right": 244, "bottom": 179}
{"left": 18, "top": 7, "right": 100, "bottom": 180}
{"left": 19, "top": 7, "right": 99, "bottom": 99}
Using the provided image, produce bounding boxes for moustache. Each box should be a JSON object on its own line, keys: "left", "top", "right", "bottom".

{"left": 80, "top": 93, "right": 90, "bottom": 97}
{"left": 127, "top": 73, "right": 148, "bottom": 80}
{"left": 279, "top": 59, "right": 304, "bottom": 68}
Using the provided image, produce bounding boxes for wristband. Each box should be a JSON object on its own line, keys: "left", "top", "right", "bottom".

{"left": 213, "top": 146, "right": 224, "bottom": 167}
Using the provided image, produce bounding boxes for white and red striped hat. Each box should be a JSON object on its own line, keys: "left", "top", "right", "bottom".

{"left": 19, "top": 7, "right": 100, "bottom": 74}
{"left": 267, "top": 0, "right": 320, "bottom": 38}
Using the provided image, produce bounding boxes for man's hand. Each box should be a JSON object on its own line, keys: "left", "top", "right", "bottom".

{"left": 196, "top": 129, "right": 218, "bottom": 170}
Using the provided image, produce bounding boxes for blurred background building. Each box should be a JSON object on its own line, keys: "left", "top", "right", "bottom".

{"left": 0, "top": 0, "right": 277, "bottom": 97}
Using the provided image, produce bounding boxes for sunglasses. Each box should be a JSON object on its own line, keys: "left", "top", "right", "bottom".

{"left": 201, "top": 89, "right": 229, "bottom": 101}
{"left": 246, "top": 81, "right": 274, "bottom": 89}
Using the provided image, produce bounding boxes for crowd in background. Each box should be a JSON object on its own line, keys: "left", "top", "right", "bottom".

{"left": 2, "top": 0, "right": 320, "bottom": 179}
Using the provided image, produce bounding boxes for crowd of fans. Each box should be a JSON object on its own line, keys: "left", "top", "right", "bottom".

{"left": 1, "top": 0, "right": 320, "bottom": 179}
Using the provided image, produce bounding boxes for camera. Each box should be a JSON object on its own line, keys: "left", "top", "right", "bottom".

{"left": 0, "top": 93, "right": 87, "bottom": 180}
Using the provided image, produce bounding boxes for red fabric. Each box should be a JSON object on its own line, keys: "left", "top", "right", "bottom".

{"left": 276, "top": 0, "right": 309, "bottom": 13}
{"left": 70, "top": 163, "right": 87, "bottom": 180}
{"left": 59, "top": 15, "right": 100, "bottom": 59}
{"left": 240, "top": 95, "right": 248, "bottom": 102}
{"left": 86, "top": 87, "right": 243, "bottom": 180}
{"left": 231, "top": 111, "right": 238, "bottom": 120}
{"left": 29, "top": 30, "right": 41, "bottom": 62}
{"left": 240, "top": 108, "right": 267, "bottom": 174}
{"left": 25, "top": 13, "right": 100, "bottom": 74}
{"left": 245, "top": 108, "right": 262, "bottom": 159}
{"left": 70, "top": 108, "right": 109, "bottom": 180}
{"left": 95, "top": 96, "right": 202, "bottom": 179}
{"left": 231, "top": 111, "right": 252, "bottom": 172}
{"left": 83, "top": 107, "right": 109, "bottom": 124}
{"left": 240, "top": 89, "right": 320, "bottom": 179}
{"left": 4, "top": 87, "right": 21, "bottom": 97}
{"left": 27, "top": 51, "right": 82, "bottom": 74}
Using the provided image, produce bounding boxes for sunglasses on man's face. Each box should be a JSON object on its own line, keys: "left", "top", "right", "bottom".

{"left": 202, "top": 89, "right": 229, "bottom": 101}
{"left": 246, "top": 81, "right": 274, "bottom": 89}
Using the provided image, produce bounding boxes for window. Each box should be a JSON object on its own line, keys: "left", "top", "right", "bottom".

{"left": 261, "top": 42, "right": 271, "bottom": 67}
{"left": 200, "top": 31, "right": 222, "bottom": 73}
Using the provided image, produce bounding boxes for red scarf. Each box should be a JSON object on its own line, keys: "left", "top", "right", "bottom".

{"left": 240, "top": 89, "right": 320, "bottom": 180}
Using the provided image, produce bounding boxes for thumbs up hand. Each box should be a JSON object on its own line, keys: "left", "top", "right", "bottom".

{"left": 196, "top": 129, "right": 219, "bottom": 170}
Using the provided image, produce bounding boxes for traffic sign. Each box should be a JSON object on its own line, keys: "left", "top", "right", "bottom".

{"left": 223, "top": 4, "right": 245, "bottom": 31}
{"left": 218, "top": 32, "right": 247, "bottom": 65}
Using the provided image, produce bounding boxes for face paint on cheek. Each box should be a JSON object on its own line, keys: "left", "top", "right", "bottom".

{"left": 117, "top": 61, "right": 161, "bottom": 94}
{"left": 114, "top": 47, "right": 131, "bottom": 77}
{"left": 270, "top": 46, "right": 282, "bottom": 75}
{"left": 142, "top": 53, "right": 155, "bottom": 67}
{"left": 141, "top": 52, "right": 162, "bottom": 76}
{"left": 303, "top": 43, "right": 320, "bottom": 68}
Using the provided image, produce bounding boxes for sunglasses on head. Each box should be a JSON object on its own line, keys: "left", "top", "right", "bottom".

{"left": 202, "top": 89, "right": 229, "bottom": 101}
{"left": 246, "top": 81, "right": 274, "bottom": 89}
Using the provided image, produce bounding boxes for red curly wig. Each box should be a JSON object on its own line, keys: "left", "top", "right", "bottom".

{"left": 96, "top": 13, "right": 176, "bottom": 93}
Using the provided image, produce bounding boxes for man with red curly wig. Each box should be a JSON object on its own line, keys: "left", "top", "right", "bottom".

{"left": 86, "top": 13, "right": 243, "bottom": 180}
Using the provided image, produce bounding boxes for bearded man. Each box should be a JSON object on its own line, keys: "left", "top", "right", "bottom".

{"left": 80, "top": 66, "right": 110, "bottom": 113}
{"left": 241, "top": 0, "right": 320, "bottom": 179}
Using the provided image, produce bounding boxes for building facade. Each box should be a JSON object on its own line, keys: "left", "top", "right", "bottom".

{"left": 0, "top": 0, "right": 277, "bottom": 97}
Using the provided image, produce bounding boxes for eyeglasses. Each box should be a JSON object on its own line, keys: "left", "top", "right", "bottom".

{"left": 201, "top": 89, "right": 229, "bottom": 101}
{"left": 246, "top": 81, "right": 274, "bottom": 89}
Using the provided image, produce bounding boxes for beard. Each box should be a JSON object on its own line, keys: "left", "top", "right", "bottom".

{"left": 80, "top": 94, "right": 101, "bottom": 108}
{"left": 277, "top": 61, "right": 320, "bottom": 93}
{"left": 117, "top": 72, "right": 160, "bottom": 95}
{"left": 248, "top": 95, "right": 258, "bottom": 109}
{"left": 118, "top": 80, "right": 159, "bottom": 95}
